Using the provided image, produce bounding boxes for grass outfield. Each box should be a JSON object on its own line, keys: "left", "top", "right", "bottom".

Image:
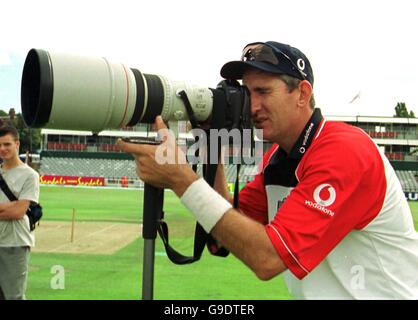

{"left": 26, "top": 186, "right": 418, "bottom": 300}
{"left": 28, "top": 186, "right": 291, "bottom": 300}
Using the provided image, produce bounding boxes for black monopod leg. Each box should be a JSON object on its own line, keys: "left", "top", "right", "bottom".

{"left": 142, "top": 183, "right": 164, "bottom": 300}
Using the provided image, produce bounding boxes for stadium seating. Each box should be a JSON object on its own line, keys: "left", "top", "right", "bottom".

{"left": 39, "top": 157, "right": 418, "bottom": 192}
{"left": 395, "top": 170, "right": 418, "bottom": 192}
{"left": 40, "top": 157, "right": 259, "bottom": 183}
{"left": 195, "top": 164, "right": 258, "bottom": 183}
{"left": 385, "top": 152, "right": 405, "bottom": 161}
{"left": 40, "top": 157, "right": 138, "bottom": 179}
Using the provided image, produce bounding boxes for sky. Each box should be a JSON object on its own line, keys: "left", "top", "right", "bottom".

{"left": 1, "top": 0, "right": 417, "bottom": 118}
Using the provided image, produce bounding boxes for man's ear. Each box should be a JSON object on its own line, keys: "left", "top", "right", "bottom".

{"left": 297, "top": 80, "right": 313, "bottom": 107}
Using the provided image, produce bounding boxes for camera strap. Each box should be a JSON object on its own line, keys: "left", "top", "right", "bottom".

{"left": 157, "top": 219, "right": 207, "bottom": 264}
{"left": 156, "top": 90, "right": 231, "bottom": 265}
{"left": 0, "top": 172, "right": 18, "bottom": 202}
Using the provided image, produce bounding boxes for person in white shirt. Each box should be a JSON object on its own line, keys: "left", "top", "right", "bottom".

{"left": 0, "top": 126, "right": 39, "bottom": 300}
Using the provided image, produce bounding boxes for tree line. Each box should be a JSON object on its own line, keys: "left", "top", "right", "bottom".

{"left": 394, "top": 102, "right": 415, "bottom": 118}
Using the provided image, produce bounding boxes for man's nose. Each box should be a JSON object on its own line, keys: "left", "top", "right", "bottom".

{"left": 250, "top": 97, "right": 261, "bottom": 116}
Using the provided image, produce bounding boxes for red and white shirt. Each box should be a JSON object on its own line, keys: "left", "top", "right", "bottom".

{"left": 239, "top": 108, "right": 418, "bottom": 299}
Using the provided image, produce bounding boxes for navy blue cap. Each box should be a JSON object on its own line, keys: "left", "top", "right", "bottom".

{"left": 220, "top": 41, "right": 314, "bottom": 86}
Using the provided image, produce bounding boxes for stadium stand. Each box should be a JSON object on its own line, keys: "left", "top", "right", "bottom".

{"left": 40, "top": 155, "right": 259, "bottom": 184}
{"left": 39, "top": 155, "right": 418, "bottom": 192}
{"left": 395, "top": 170, "right": 418, "bottom": 192}
{"left": 37, "top": 115, "right": 418, "bottom": 192}
{"left": 40, "top": 157, "right": 138, "bottom": 180}
{"left": 195, "top": 165, "right": 259, "bottom": 183}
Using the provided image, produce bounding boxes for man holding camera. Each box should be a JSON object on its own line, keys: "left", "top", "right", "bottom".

{"left": 118, "top": 41, "right": 418, "bottom": 299}
{"left": 0, "top": 126, "right": 40, "bottom": 300}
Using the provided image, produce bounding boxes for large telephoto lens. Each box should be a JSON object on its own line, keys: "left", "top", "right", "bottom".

{"left": 21, "top": 49, "right": 213, "bottom": 132}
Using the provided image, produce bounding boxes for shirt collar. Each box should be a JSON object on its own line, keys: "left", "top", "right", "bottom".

{"left": 285, "top": 108, "right": 324, "bottom": 160}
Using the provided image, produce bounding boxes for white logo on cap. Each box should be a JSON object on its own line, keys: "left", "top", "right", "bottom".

{"left": 313, "top": 183, "right": 336, "bottom": 207}
{"left": 297, "top": 58, "right": 305, "bottom": 71}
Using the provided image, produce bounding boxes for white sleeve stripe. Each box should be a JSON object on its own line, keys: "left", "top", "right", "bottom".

{"left": 295, "top": 163, "right": 300, "bottom": 182}
{"left": 269, "top": 224, "right": 310, "bottom": 275}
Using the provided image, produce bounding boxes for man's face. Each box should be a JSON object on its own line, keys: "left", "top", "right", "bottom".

{"left": 243, "top": 70, "right": 301, "bottom": 144}
{"left": 0, "top": 134, "right": 19, "bottom": 161}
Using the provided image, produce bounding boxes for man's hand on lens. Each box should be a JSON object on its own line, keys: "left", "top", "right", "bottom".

{"left": 117, "top": 116, "right": 198, "bottom": 196}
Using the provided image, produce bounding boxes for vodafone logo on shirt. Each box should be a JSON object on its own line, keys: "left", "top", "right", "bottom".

{"left": 305, "top": 183, "right": 337, "bottom": 217}
{"left": 313, "top": 184, "right": 336, "bottom": 206}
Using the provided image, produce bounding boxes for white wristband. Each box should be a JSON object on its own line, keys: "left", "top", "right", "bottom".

{"left": 180, "top": 178, "right": 232, "bottom": 233}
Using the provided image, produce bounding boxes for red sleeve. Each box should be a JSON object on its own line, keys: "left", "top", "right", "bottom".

{"left": 238, "top": 145, "right": 279, "bottom": 224}
{"left": 265, "top": 127, "right": 386, "bottom": 279}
